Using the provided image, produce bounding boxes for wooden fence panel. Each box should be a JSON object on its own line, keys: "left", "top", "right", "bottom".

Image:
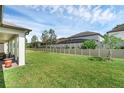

{"left": 90, "top": 49, "right": 99, "bottom": 57}
{"left": 112, "top": 49, "right": 124, "bottom": 58}
{"left": 100, "top": 49, "right": 109, "bottom": 58}
{"left": 70, "top": 49, "right": 75, "bottom": 54}
{"left": 28, "top": 48, "right": 124, "bottom": 58}
{"left": 82, "top": 49, "right": 89, "bottom": 55}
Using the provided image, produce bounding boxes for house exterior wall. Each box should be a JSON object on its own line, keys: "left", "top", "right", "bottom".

{"left": 98, "top": 35, "right": 104, "bottom": 42}
{"left": 108, "top": 31, "right": 124, "bottom": 40}
{"left": 108, "top": 31, "right": 124, "bottom": 46}
{"left": 52, "top": 35, "right": 104, "bottom": 49}
{"left": 0, "top": 26, "right": 26, "bottom": 66}
{"left": 51, "top": 43, "right": 81, "bottom": 48}
{"left": 18, "top": 33, "right": 25, "bottom": 66}
{"left": 8, "top": 33, "right": 25, "bottom": 66}
{"left": 70, "top": 35, "right": 103, "bottom": 42}
{"left": 49, "top": 42, "right": 103, "bottom": 49}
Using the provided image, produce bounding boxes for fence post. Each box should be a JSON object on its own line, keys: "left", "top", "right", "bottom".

{"left": 64, "top": 45, "right": 65, "bottom": 54}
{"left": 111, "top": 49, "right": 112, "bottom": 58}
{"left": 52, "top": 47, "right": 53, "bottom": 53}
{"left": 53, "top": 47, "right": 54, "bottom": 53}
{"left": 46, "top": 45, "right": 47, "bottom": 52}
{"left": 60, "top": 47, "right": 62, "bottom": 53}
{"left": 89, "top": 49, "right": 90, "bottom": 57}
{"left": 68, "top": 48, "right": 69, "bottom": 54}
{"left": 56, "top": 47, "right": 57, "bottom": 53}
{"left": 75, "top": 48, "right": 76, "bottom": 55}
{"left": 50, "top": 45, "right": 51, "bottom": 53}
{"left": 98, "top": 48, "right": 100, "bottom": 57}
{"left": 54, "top": 46, "right": 55, "bottom": 53}
{"left": 59, "top": 48, "right": 61, "bottom": 53}
{"left": 81, "top": 49, "right": 83, "bottom": 55}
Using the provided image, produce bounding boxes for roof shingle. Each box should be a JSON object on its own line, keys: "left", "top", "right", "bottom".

{"left": 68, "top": 31, "right": 102, "bottom": 38}
{"left": 108, "top": 24, "right": 124, "bottom": 33}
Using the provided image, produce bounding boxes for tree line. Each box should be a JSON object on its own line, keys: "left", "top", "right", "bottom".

{"left": 27, "top": 29, "right": 57, "bottom": 48}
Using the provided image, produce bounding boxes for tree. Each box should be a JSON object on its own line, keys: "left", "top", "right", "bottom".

{"left": 41, "top": 29, "right": 57, "bottom": 48}
{"left": 31, "top": 35, "right": 38, "bottom": 48}
{"left": 82, "top": 40, "right": 97, "bottom": 49}
{"left": 103, "top": 34, "right": 122, "bottom": 60}
{"left": 49, "top": 29, "right": 57, "bottom": 44}
{"left": 41, "top": 30, "right": 49, "bottom": 47}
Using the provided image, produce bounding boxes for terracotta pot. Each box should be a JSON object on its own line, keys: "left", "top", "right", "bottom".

{"left": 4, "top": 59, "right": 12, "bottom": 68}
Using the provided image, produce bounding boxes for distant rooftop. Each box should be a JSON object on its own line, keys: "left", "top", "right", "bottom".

{"left": 68, "top": 31, "right": 103, "bottom": 38}
{"left": 108, "top": 24, "right": 124, "bottom": 33}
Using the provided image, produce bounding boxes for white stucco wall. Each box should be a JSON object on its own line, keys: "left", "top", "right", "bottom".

{"left": 18, "top": 33, "right": 25, "bottom": 66}
{"left": 108, "top": 31, "right": 124, "bottom": 47}
{"left": 0, "top": 26, "right": 26, "bottom": 66}
{"left": 108, "top": 31, "right": 124, "bottom": 40}
{"left": 8, "top": 33, "right": 25, "bottom": 66}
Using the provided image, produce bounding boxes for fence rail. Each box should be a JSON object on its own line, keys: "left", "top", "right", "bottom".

{"left": 28, "top": 48, "right": 124, "bottom": 58}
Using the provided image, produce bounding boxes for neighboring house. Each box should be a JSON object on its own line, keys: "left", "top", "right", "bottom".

{"left": 107, "top": 24, "right": 124, "bottom": 47}
{"left": 0, "top": 6, "right": 31, "bottom": 66}
{"left": 28, "top": 42, "right": 45, "bottom": 48}
{"left": 55, "top": 31, "right": 104, "bottom": 48}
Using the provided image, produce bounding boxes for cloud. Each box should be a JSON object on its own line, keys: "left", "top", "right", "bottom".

{"left": 26, "top": 5, "right": 116, "bottom": 24}
{"left": 5, "top": 5, "right": 121, "bottom": 42}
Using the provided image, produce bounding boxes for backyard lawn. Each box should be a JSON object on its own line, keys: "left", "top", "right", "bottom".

{"left": 1, "top": 50, "right": 124, "bottom": 88}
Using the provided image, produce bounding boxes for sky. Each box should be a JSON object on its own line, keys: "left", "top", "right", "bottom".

{"left": 3, "top": 5, "right": 124, "bottom": 42}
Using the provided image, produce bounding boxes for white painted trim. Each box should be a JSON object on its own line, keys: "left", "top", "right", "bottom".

{"left": 0, "top": 27, "right": 26, "bottom": 35}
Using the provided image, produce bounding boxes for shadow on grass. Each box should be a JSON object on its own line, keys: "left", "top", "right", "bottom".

{"left": 0, "top": 64, "right": 6, "bottom": 88}
{"left": 88, "top": 56, "right": 111, "bottom": 62}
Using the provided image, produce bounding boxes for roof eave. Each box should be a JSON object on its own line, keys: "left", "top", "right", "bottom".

{"left": 0, "top": 23, "right": 32, "bottom": 35}
{"left": 107, "top": 30, "right": 124, "bottom": 34}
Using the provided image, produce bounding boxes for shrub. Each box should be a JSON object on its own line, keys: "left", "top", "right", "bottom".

{"left": 81, "top": 40, "right": 97, "bottom": 49}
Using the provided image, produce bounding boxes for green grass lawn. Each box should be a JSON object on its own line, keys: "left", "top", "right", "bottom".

{"left": 1, "top": 50, "right": 124, "bottom": 88}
